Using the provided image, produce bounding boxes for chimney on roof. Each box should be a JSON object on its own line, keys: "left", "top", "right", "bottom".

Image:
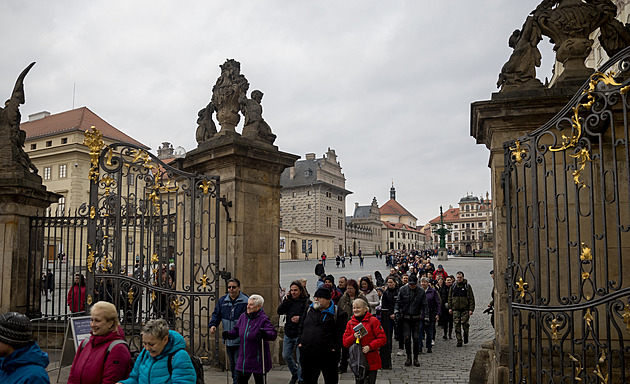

{"left": 305, "top": 153, "right": 316, "bottom": 160}
{"left": 28, "top": 111, "right": 50, "bottom": 122}
{"left": 157, "top": 142, "right": 174, "bottom": 160}
{"left": 289, "top": 166, "right": 295, "bottom": 179}
{"left": 355, "top": 202, "right": 359, "bottom": 210}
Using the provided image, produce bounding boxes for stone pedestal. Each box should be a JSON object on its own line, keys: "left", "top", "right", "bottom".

{"left": 181, "top": 134, "right": 298, "bottom": 324}
{"left": 0, "top": 181, "right": 60, "bottom": 314}
{"left": 437, "top": 248, "right": 448, "bottom": 261}
{"left": 470, "top": 90, "right": 574, "bottom": 383}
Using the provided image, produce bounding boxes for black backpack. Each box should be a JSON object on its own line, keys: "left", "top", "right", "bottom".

{"left": 167, "top": 350, "right": 204, "bottom": 384}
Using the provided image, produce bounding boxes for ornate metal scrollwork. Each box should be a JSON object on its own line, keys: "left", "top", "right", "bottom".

{"left": 83, "top": 126, "right": 104, "bottom": 181}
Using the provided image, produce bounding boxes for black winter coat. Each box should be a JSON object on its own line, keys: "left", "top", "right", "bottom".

{"left": 381, "top": 287, "right": 398, "bottom": 316}
{"left": 277, "top": 296, "right": 310, "bottom": 338}
{"left": 394, "top": 285, "right": 428, "bottom": 319}
{"left": 298, "top": 304, "right": 348, "bottom": 355}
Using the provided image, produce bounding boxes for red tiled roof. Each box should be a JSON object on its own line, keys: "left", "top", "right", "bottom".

{"left": 429, "top": 207, "right": 460, "bottom": 223}
{"left": 379, "top": 198, "right": 417, "bottom": 220}
{"left": 21, "top": 107, "right": 148, "bottom": 148}
{"left": 381, "top": 221, "right": 421, "bottom": 233}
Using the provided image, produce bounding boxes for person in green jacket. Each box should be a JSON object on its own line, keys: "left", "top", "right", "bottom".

{"left": 448, "top": 271, "right": 475, "bottom": 347}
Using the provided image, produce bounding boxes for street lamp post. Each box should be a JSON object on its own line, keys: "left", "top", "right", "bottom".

{"left": 434, "top": 206, "right": 451, "bottom": 261}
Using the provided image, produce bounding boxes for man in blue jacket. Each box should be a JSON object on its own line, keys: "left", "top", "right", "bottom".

{"left": 0, "top": 312, "right": 50, "bottom": 384}
{"left": 210, "top": 278, "right": 248, "bottom": 384}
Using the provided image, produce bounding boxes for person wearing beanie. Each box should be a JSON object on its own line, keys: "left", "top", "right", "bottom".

{"left": 394, "top": 274, "right": 428, "bottom": 367}
{"left": 0, "top": 312, "right": 50, "bottom": 384}
{"left": 298, "top": 286, "right": 348, "bottom": 384}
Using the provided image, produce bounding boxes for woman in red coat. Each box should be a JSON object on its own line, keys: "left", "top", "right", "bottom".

{"left": 342, "top": 298, "right": 387, "bottom": 384}
{"left": 67, "top": 273, "right": 86, "bottom": 313}
{"left": 68, "top": 301, "right": 132, "bottom": 384}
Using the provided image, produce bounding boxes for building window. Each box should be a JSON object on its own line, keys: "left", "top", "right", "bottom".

{"left": 455, "top": 235, "right": 459, "bottom": 241}
{"left": 292, "top": 205, "right": 296, "bottom": 210}
{"left": 31, "top": 143, "right": 36, "bottom": 150}
{"left": 390, "top": 231, "right": 394, "bottom": 238}
{"left": 46, "top": 140, "right": 52, "bottom": 147}
{"left": 59, "top": 164, "right": 67, "bottom": 178}
{"left": 471, "top": 223, "right": 475, "bottom": 228}
{"left": 326, "top": 191, "right": 332, "bottom": 198}
{"left": 292, "top": 192, "right": 296, "bottom": 197}
{"left": 128, "top": 173, "right": 135, "bottom": 186}
{"left": 61, "top": 137, "right": 68, "bottom": 144}
{"left": 338, "top": 208, "right": 343, "bottom": 214}
{"left": 307, "top": 190, "right": 311, "bottom": 196}
{"left": 454, "top": 224, "right": 458, "bottom": 229}
{"left": 338, "top": 219, "right": 343, "bottom": 229}
{"left": 326, "top": 217, "right": 332, "bottom": 227}
{"left": 308, "top": 204, "right": 312, "bottom": 209}
{"left": 326, "top": 206, "right": 331, "bottom": 211}
{"left": 338, "top": 195, "right": 342, "bottom": 201}
{"left": 43, "top": 166, "right": 51, "bottom": 180}
{"left": 169, "top": 199, "right": 174, "bottom": 209}
{"left": 58, "top": 196, "right": 65, "bottom": 215}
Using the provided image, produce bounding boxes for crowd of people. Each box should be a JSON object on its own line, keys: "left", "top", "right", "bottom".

{"left": 1, "top": 250, "right": 483, "bottom": 384}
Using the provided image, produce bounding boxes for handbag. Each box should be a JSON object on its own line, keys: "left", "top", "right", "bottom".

{"left": 348, "top": 338, "right": 370, "bottom": 380}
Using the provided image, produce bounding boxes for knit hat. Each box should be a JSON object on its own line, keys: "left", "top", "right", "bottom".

{"left": 0, "top": 312, "right": 32, "bottom": 348}
{"left": 313, "top": 287, "right": 332, "bottom": 300}
{"left": 325, "top": 275, "right": 335, "bottom": 283}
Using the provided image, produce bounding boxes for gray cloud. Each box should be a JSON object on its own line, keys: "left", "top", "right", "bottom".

{"left": 2, "top": 0, "right": 556, "bottom": 223}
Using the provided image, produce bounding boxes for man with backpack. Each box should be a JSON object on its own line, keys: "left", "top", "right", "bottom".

{"left": 448, "top": 271, "right": 476, "bottom": 347}
{"left": 297, "top": 287, "right": 348, "bottom": 384}
{"left": 209, "top": 278, "right": 248, "bottom": 384}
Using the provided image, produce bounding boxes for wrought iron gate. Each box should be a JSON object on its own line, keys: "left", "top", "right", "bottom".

{"left": 503, "top": 47, "right": 630, "bottom": 383}
{"left": 29, "top": 127, "right": 225, "bottom": 363}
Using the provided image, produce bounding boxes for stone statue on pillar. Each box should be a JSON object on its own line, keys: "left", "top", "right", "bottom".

{"left": 210, "top": 59, "right": 249, "bottom": 135}
{"left": 197, "top": 59, "right": 277, "bottom": 146}
{"left": 240, "top": 90, "right": 276, "bottom": 145}
{"left": 0, "top": 62, "right": 39, "bottom": 179}
{"left": 497, "top": 0, "right": 630, "bottom": 92}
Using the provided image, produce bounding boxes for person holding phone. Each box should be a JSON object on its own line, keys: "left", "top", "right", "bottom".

{"left": 342, "top": 299, "right": 387, "bottom": 384}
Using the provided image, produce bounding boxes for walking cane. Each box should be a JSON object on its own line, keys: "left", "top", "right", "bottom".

{"left": 261, "top": 337, "right": 267, "bottom": 384}
{"left": 225, "top": 343, "right": 230, "bottom": 384}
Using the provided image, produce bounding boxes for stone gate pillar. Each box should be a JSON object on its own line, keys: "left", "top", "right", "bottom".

{"left": 181, "top": 135, "right": 298, "bottom": 324}
{"left": 0, "top": 63, "right": 61, "bottom": 315}
{"left": 0, "top": 182, "right": 60, "bottom": 314}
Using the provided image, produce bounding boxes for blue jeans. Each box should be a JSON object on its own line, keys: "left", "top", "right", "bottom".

{"left": 419, "top": 320, "right": 434, "bottom": 349}
{"left": 227, "top": 345, "right": 239, "bottom": 384}
{"left": 283, "top": 335, "right": 301, "bottom": 380}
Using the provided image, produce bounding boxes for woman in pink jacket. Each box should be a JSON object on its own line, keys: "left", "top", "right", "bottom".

{"left": 67, "top": 274, "right": 86, "bottom": 313}
{"left": 68, "top": 301, "right": 132, "bottom": 384}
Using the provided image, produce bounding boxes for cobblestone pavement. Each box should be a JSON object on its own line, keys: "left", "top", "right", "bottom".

{"left": 278, "top": 255, "right": 495, "bottom": 384}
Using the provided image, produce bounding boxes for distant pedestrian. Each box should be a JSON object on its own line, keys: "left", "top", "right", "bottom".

{"left": 209, "top": 278, "right": 248, "bottom": 384}
{"left": 278, "top": 282, "right": 310, "bottom": 384}
{"left": 314, "top": 261, "right": 325, "bottom": 278}
{"left": 394, "top": 274, "right": 427, "bottom": 367}
{"left": 298, "top": 287, "right": 348, "bottom": 384}
{"left": 342, "top": 299, "right": 387, "bottom": 384}
{"left": 46, "top": 269, "right": 54, "bottom": 296}
{"left": 358, "top": 250, "right": 364, "bottom": 267}
{"left": 67, "top": 274, "right": 86, "bottom": 314}
{"left": 448, "top": 271, "right": 475, "bottom": 347}
{"left": 340, "top": 255, "right": 346, "bottom": 268}
{"left": 0, "top": 312, "right": 50, "bottom": 384}
{"left": 224, "top": 295, "right": 277, "bottom": 384}
{"left": 321, "top": 252, "right": 327, "bottom": 267}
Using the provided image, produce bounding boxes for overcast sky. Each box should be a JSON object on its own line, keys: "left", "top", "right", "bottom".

{"left": 2, "top": 1, "right": 558, "bottom": 224}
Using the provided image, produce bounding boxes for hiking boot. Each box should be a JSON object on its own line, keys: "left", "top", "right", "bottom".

{"left": 427, "top": 348, "right": 432, "bottom": 353}
{"left": 442, "top": 335, "right": 447, "bottom": 340}
{"left": 413, "top": 356, "right": 420, "bottom": 367}
{"left": 464, "top": 334, "right": 469, "bottom": 344}
{"left": 288, "top": 375, "right": 298, "bottom": 384}
{"left": 457, "top": 341, "right": 463, "bottom": 347}
{"left": 405, "top": 356, "right": 412, "bottom": 366}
